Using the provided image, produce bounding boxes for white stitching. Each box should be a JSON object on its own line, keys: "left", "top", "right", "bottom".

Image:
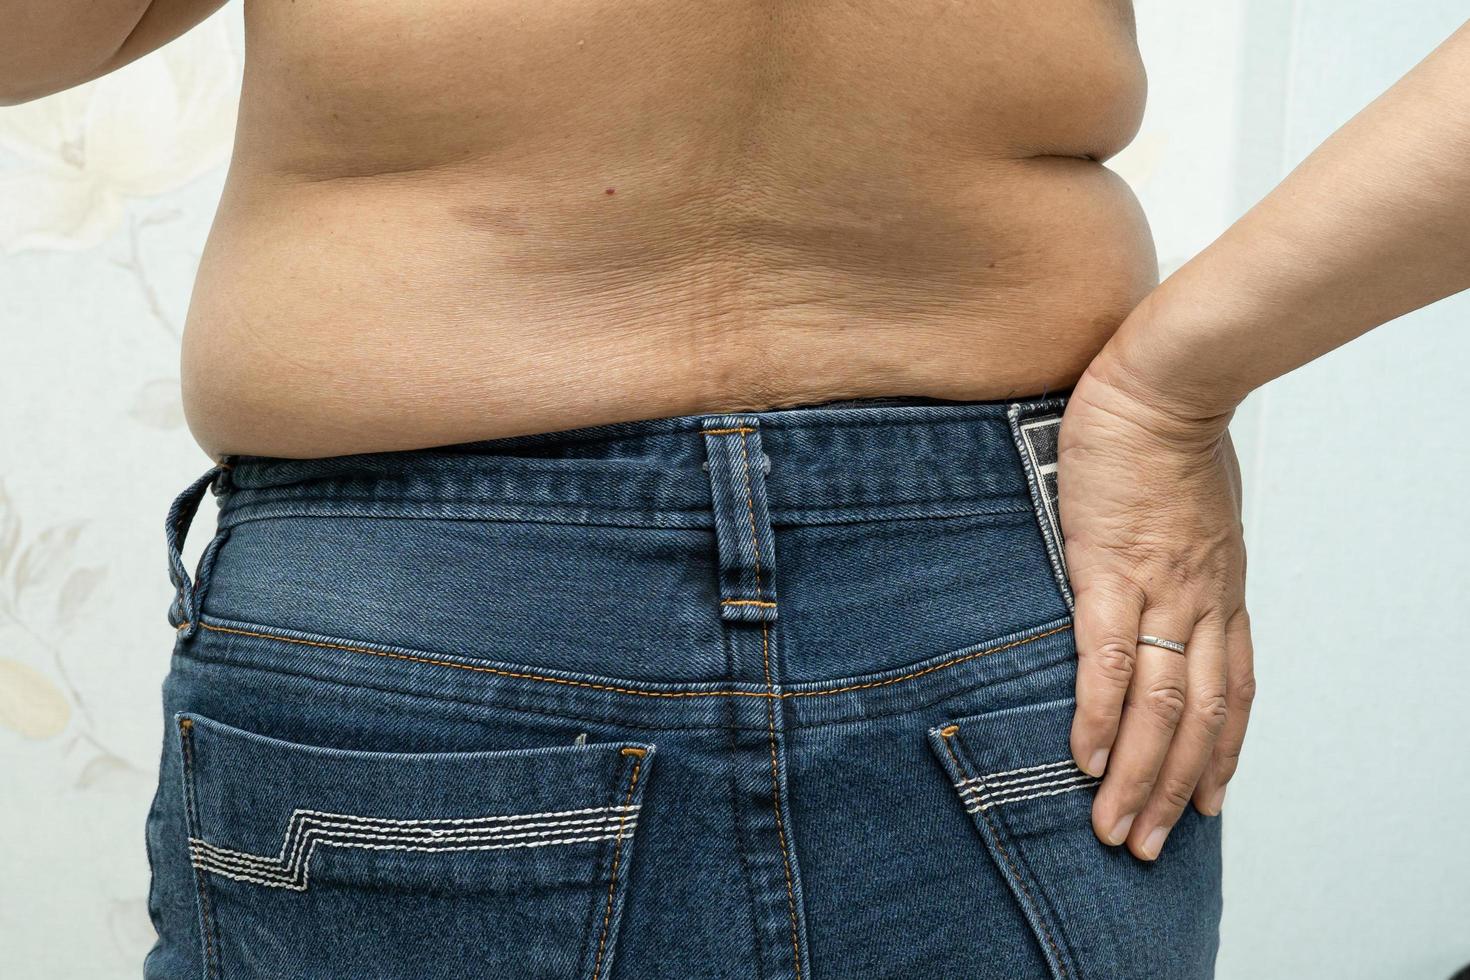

{"left": 190, "top": 823, "right": 639, "bottom": 876}
{"left": 959, "top": 774, "right": 1099, "bottom": 808}
{"left": 190, "top": 831, "right": 638, "bottom": 890}
{"left": 978, "top": 765, "right": 1084, "bottom": 790}
{"left": 952, "top": 757, "right": 1100, "bottom": 812}
{"left": 248, "top": 804, "right": 639, "bottom": 878}
{"left": 259, "top": 806, "right": 638, "bottom": 880}
{"left": 193, "top": 812, "right": 637, "bottom": 871}
{"left": 189, "top": 819, "right": 639, "bottom": 891}
{"left": 188, "top": 805, "right": 641, "bottom": 891}
{"left": 961, "top": 772, "right": 1096, "bottom": 798}
{"left": 972, "top": 758, "right": 1077, "bottom": 781}
{"left": 190, "top": 824, "right": 641, "bottom": 873}
{"left": 282, "top": 803, "right": 632, "bottom": 827}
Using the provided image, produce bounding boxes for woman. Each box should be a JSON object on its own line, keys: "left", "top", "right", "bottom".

{"left": 4, "top": 4, "right": 1467, "bottom": 977}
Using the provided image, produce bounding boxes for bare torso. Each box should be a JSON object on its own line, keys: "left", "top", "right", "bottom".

{"left": 181, "top": 0, "right": 1153, "bottom": 458}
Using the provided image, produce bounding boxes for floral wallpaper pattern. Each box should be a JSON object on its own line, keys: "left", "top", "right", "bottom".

{"left": 0, "top": 12, "right": 240, "bottom": 977}
{"left": 0, "top": 17, "right": 237, "bottom": 257}
{"left": 2, "top": 3, "right": 1468, "bottom": 979}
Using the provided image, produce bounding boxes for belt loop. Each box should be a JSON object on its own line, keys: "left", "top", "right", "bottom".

{"left": 166, "top": 464, "right": 229, "bottom": 638}
{"left": 213, "top": 454, "right": 236, "bottom": 495}
{"left": 700, "top": 416, "right": 779, "bottom": 624}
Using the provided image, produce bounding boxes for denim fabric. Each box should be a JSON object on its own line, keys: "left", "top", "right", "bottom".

{"left": 143, "top": 393, "right": 1222, "bottom": 979}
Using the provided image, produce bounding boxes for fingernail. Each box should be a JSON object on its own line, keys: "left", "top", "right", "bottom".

{"left": 1205, "top": 785, "right": 1226, "bottom": 815}
{"left": 1142, "top": 826, "right": 1169, "bottom": 860}
{"left": 1107, "top": 813, "right": 1134, "bottom": 846}
{"left": 1085, "top": 748, "right": 1110, "bottom": 777}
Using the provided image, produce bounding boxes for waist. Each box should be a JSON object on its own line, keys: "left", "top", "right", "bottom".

{"left": 214, "top": 394, "right": 1060, "bottom": 530}
{"left": 177, "top": 393, "right": 1076, "bottom": 726}
{"left": 179, "top": 158, "right": 1154, "bottom": 460}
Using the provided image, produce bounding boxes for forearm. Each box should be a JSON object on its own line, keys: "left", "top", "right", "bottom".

{"left": 0, "top": 0, "right": 224, "bottom": 105}
{"left": 1099, "top": 20, "right": 1470, "bottom": 417}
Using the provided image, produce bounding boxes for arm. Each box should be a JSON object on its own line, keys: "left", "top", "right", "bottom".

{"left": 0, "top": 0, "right": 226, "bottom": 106}
{"left": 1061, "top": 19, "right": 1470, "bottom": 860}
{"left": 1104, "top": 18, "right": 1470, "bottom": 416}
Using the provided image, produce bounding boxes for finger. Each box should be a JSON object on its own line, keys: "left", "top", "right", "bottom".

{"left": 1128, "top": 615, "right": 1228, "bottom": 860}
{"left": 1091, "top": 606, "right": 1194, "bottom": 848}
{"left": 1070, "top": 580, "right": 1146, "bottom": 778}
{"left": 1194, "top": 608, "right": 1255, "bottom": 815}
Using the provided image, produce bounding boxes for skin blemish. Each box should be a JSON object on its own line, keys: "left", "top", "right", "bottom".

{"left": 604, "top": 188, "right": 616, "bottom": 196}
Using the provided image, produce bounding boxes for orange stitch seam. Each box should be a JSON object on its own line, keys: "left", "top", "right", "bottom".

{"left": 179, "top": 621, "right": 1070, "bottom": 701}
{"left": 720, "top": 599, "right": 778, "bottom": 608}
{"left": 785, "top": 624, "right": 1069, "bottom": 698}
{"left": 940, "top": 724, "right": 959, "bottom": 737}
{"left": 737, "top": 429, "right": 803, "bottom": 980}
{"left": 619, "top": 746, "right": 647, "bottom": 758}
{"left": 764, "top": 619, "right": 803, "bottom": 980}
{"left": 591, "top": 757, "right": 643, "bottom": 980}
{"left": 702, "top": 426, "right": 756, "bottom": 435}
{"left": 943, "top": 733, "right": 1069, "bottom": 978}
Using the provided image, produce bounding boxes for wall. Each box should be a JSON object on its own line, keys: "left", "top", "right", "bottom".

{"left": 0, "top": 3, "right": 1466, "bottom": 977}
{"left": 1113, "top": 4, "right": 1470, "bottom": 978}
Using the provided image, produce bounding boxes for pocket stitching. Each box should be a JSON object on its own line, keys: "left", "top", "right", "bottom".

{"left": 590, "top": 748, "right": 645, "bottom": 980}
{"left": 176, "top": 712, "right": 657, "bottom": 978}
{"left": 178, "top": 717, "right": 222, "bottom": 980}
{"left": 939, "top": 726, "right": 1073, "bottom": 980}
{"left": 956, "top": 759, "right": 1100, "bottom": 813}
{"left": 179, "top": 716, "right": 650, "bottom": 893}
{"left": 179, "top": 617, "right": 1070, "bottom": 701}
{"left": 186, "top": 800, "right": 647, "bottom": 892}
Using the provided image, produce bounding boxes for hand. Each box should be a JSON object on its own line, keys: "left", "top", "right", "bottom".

{"left": 1057, "top": 350, "right": 1255, "bottom": 861}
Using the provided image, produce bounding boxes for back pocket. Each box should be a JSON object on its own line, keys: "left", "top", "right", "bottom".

{"left": 926, "top": 697, "right": 1220, "bottom": 980}
{"left": 175, "top": 713, "right": 653, "bottom": 980}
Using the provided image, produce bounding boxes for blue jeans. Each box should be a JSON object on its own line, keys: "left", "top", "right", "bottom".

{"left": 144, "top": 393, "right": 1221, "bottom": 979}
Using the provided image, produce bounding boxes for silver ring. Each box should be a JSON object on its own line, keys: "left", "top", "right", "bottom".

{"left": 1137, "top": 635, "right": 1187, "bottom": 654}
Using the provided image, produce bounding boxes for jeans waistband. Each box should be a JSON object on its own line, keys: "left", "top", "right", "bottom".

{"left": 163, "top": 391, "right": 1076, "bottom": 713}
{"left": 206, "top": 392, "right": 1070, "bottom": 531}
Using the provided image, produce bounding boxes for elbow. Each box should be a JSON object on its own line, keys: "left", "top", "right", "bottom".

{"left": 0, "top": 70, "right": 35, "bottom": 106}
{"left": 0, "top": 2, "right": 162, "bottom": 108}
{"left": 0, "top": 88, "right": 46, "bottom": 107}
{"left": 0, "top": 69, "right": 75, "bottom": 108}
{"left": 0, "top": 39, "right": 132, "bottom": 108}
{"left": 0, "top": 66, "right": 110, "bottom": 107}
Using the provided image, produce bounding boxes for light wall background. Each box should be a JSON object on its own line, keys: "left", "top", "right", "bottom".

{"left": 1, "top": 3, "right": 1467, "bottom": 978}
